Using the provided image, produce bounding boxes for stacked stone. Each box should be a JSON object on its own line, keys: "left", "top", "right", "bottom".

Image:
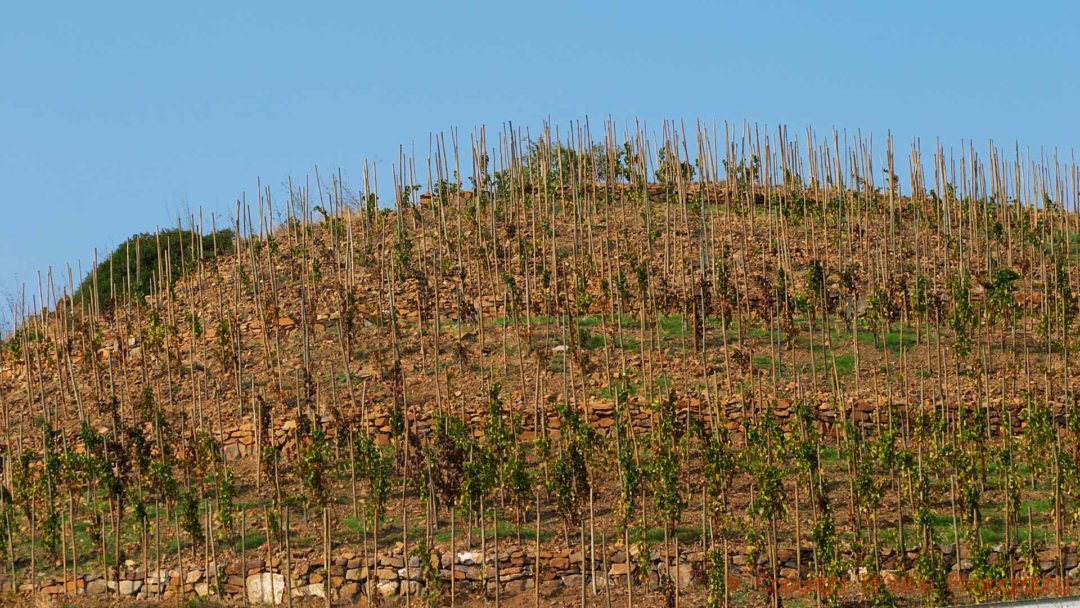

{"left": 18, "top": 541, "right": 1080, "bottom": 604}
{"left": 211, "top": 391, "right": 1006, "bottom": 464}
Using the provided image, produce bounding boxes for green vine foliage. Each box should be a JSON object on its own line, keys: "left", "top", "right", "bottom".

{"left": 742, "top": 409, "right": 786, "bottom": 524}
{"left": 648, "top": 393, "right": 686, "bottom": 528}
{"left": 982, "top": 266, "right": 1021, "bottom": 327}
{"left": 613, "top": 406, "right": 640, "bottom": 529}
{"left": 705, "top": 546, "right": 727, "bottom": 608}
{"left": 299, "top": 421, "right": 334, "bottom": 509}
{"left": 354, "top": 430, "right": 393, "bottom": 528}
{"left": 216, "top": 468, "right": 237, "bottom": 536}
{"left": 411, "top": 537, "right": 443, "bottom": 607}
{"left": 462, "top": 442, "right": 497, "bottom": 514}
{"left": 547, "top": 402, "right": 594, "bottom": 525}
{"left": 426, "top": 412, "right": 473, "bottom": 523}
{"left": 967, "top": 542, "right": 1007, "bottom": 603}
{"left": 484, "top": 384, "right": 532, "bottom": 515}
{"left": 180, "top": 489, "right": 204, "bottom": 544}
{"left": 913, "top": 548, "right": 951, "bottom": 607}
{"left": 950, "top": 273, "right": 975, "bottom": 359}
{"left": 812, "top": 502, "right": 843, "bottom": 608}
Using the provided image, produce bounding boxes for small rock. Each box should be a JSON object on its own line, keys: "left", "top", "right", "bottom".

{"left": 458, "top": 551, "right": 483, "bottom": 565}
{"left": 119, "top": 579, "right": 142, "bottom": 596}
{"left": 504, "top": 578, "right": 531, "bottom": 594}
{"left": 379, "top": 555, "right": 405, "bottom": 568}
{"left": 377, "top": 580, "right": 398, "bottom": 597}
{"left": 339, "top": 582, "right": 360, "bottom": 602}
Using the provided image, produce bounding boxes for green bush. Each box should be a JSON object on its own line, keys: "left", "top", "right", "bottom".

{"left": 73, "top": 228, "right": 234, "bottom": 311}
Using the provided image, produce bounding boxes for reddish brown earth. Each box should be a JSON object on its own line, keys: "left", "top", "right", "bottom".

{"left": 3, "top": 134, "right": 1080, "bottom": 607}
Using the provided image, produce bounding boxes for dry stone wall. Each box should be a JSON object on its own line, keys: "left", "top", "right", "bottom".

{"left": 214, "top": 390, "right": 1036, "bottom": 463}
{"left": 14, "top": 541, "right": 1080, "bottom": 604}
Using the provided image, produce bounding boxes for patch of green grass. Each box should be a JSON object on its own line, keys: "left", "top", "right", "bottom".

{"left": 349, "top": 524, "right": 427, "bottom": 547}
{"left": 335, "top": 371, "right": 364, "bottom": 384}
{"left": 659, "top": 315, "right": 688, "bottom": 339}
{"left": 755, "top": 351, "right": 792, "bottom": 377}
{"left": 599, "top": 382, "right": 638, "bottom": 400}
{"left": 628, "top": 526, "right": 702, "bottom": 544}
{"left": 181, "top": 596, "right": 220, "bottom": 608}
{"left": 284, "top": 496, "right": 308, "bottom": 511}
{"left": 705, "top": 315, "right": 731, "bottom": 328}
{"left": 925, "top": 512, "right": 954, "bottom": 530}
{"left": 830, "top": 353, "right": 855, "bottom": 376}
{"left": 433, "top": 319, "right": 479, "bottom": 332}
{"left": 1019, "top": 497, "right": 1054, "bottom": 515}
{"left": 343, "top": 516, "right": 366, "bottom": 535}
{"left": 163, "top": 536, "right": 194, "bottom": 556}
{"left": 289, "top": 535, "right": 318, "bottom": 549}
{"left": 577, "top": 327, "right": 605, "bottom": 350}
{"left": 233, "top": 531, "right": 267, "bottom": 553}
{"left": 818, "top": 447, "right": 841, "bottom": 464}
{"left": 491, "top": 314, "right": 643, "bottom": 329}
{"left": 583, "top": 314, "right": 643, "bottom": 328}
{"left": 856, "top": 328, "right": 917, "bottom": 352}
{"left": 977, "top": 518, "right": 1009, "bottom": 545}
{"left": 654, "top": 376, "right": 673, "bottom": 393}
{"left": 237, "top": 497, "right": 272, "bottom": 510}
{"left": 747, "top": 328, "right": 775, "bottom": 340}
{"left": 492, "top": 315, "right": 556, "bottom": 328}
{"left": 725, "top": 588, "right": 773, "bottom": 608}
{"left": 879, "top": 513, "right": 1052, "bottom": 548}
{"left": 751, "top": 355, "right": 773, "bottom": 370}
{"left": 1009, "top": 525, "right": 1053, "bottom": 545}
{"left": 433, "top": 521, "right": 551, "bottom": 544}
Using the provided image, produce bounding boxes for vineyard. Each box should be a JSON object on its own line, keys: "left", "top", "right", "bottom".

{"left": 2, "top": 120, "right": 1080, "bottom": 607}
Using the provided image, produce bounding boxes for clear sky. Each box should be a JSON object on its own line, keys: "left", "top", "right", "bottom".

{"left": 1, "top": 0, "right": 1078, "bottom": 332}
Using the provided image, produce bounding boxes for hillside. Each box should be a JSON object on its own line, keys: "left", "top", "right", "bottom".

{"left": 2, "top": 123, "right": 1080, "bottom": 607}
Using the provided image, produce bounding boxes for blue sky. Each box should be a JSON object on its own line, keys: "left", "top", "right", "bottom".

{"left": 1, "top": 0, "right": 1078, "bottom": 332}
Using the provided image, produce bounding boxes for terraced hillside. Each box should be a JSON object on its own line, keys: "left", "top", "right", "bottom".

{"left": 2, "top": 122, "right": 1080, "bottom": 607}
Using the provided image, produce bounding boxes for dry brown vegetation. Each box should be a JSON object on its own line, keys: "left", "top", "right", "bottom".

{"left": 2, "top": 120, "right": 1080, "bottom": 607}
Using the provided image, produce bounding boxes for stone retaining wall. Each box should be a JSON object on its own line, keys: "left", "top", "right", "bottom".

{"left": 13, "top": 541, "right": 1080, "bottom": 604}
{"left": 215, "top": 390, "right": 1037, "bottom": 463}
